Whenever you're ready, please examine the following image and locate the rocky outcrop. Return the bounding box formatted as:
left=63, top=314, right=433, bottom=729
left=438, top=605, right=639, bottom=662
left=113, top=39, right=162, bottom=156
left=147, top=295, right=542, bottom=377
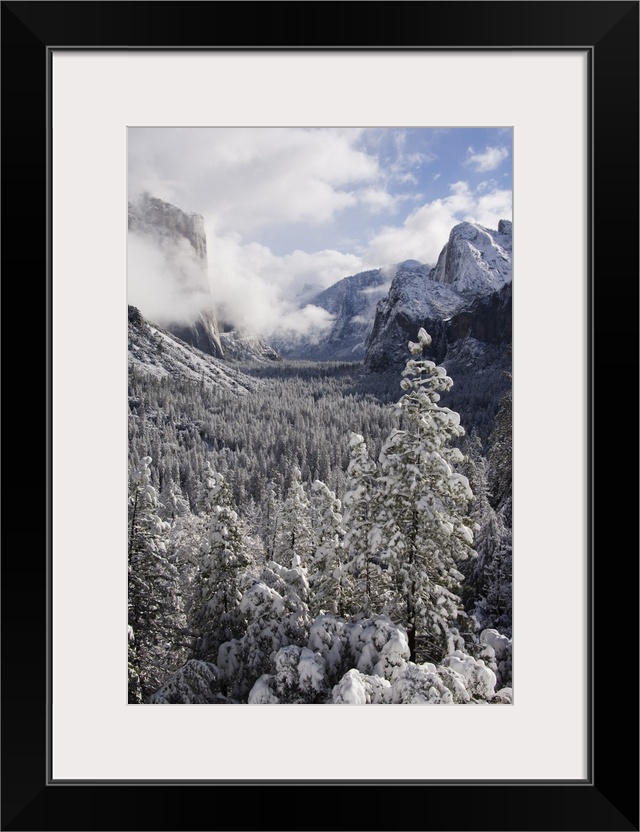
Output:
left=128, top=193, right=208, bottom=260
left=219, top=330, right=281, bottom=363
left=365, top=220, right=512, bottom=372
left=447, top=280, right=512, bottom=348
left=431, top=220, right=512, bottom=295
left=307, top=268, right=388, bottom=360
left=365, top=266, right=463, bottom=370
left=128, top=193, right=223, bottom=357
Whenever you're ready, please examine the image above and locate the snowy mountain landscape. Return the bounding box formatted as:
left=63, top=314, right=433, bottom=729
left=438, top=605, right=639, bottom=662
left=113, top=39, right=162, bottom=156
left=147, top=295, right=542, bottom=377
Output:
left=274, top=266, right=395, bottom=360
left=128, top=127, right=513, bottom=705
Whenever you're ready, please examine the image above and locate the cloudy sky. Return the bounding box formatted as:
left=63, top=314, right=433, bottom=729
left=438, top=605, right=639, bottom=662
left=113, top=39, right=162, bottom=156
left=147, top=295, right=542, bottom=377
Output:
left=128, top=127, right=512, bottom=337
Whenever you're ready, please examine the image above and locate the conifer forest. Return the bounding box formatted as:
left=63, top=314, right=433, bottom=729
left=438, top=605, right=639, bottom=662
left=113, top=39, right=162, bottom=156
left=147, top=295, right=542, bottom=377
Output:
left=128, top=127, right=513, bottom=705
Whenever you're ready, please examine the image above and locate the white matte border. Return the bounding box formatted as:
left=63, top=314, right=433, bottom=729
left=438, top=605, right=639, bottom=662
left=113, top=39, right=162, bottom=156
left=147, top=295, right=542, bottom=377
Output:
left=52, top=51, right=587, bottom=781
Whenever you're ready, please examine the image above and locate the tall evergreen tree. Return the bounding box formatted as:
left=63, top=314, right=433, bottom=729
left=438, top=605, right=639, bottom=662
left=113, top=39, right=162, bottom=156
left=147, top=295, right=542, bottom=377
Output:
left=474, top=530, right=513, bottom=636
left=375, top=329, right=476, bottom=662
left=273, top=466, right=313, bottom=568
left=479, top=386, right=513, bottom=635
left=158, top=477, right=190, bottom=523
left=128, top=456, right=186, bottom=699
left=309, top=479, right=345, bottom=617
left=193, top=470, right=250, bottom=662
left=341, top=433, right=385, bottom=617
left=487, top=384, right=512, bottom=521
left=260, top=481, right=281, bottom=561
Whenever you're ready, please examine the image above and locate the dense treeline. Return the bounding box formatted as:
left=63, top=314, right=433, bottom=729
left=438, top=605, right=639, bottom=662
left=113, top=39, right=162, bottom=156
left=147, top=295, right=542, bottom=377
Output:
left=128, top=339, right=512, bottom=704
left=129, top=357, right=507, bottom=511
left=129, top=361, right=398, bottom=508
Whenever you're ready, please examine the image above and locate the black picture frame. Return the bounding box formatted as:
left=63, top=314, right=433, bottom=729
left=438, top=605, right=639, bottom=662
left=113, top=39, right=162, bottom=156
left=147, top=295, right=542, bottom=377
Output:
left=2, top=2, right=638, bottom=830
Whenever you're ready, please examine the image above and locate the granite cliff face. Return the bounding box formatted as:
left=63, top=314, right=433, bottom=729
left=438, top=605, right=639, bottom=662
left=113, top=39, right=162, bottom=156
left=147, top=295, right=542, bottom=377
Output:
left=128, top=193, right=223, bottom=357
left=219, top=329, right=281, bottom=363
left=365, top=264, right=462, bottom=369
left=365, top=220, right=512, bottom=371
left=307, top=268, right=389, bottom=360
left=128, top=193, right=208, bottom=260
left=431, top=219, right=512, bottom=295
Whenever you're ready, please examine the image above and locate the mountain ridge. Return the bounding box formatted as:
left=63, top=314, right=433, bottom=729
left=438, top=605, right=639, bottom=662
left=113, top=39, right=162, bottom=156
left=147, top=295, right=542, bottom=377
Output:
left=128, top=305, right=257, bottom=394
left=365, top=219, right=512, bottom=371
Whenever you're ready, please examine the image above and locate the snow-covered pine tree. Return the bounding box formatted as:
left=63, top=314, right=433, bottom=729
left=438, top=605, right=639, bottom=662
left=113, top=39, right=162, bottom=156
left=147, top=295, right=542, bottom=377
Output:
left=487, top=385, right=512, bottom=523
left=260, top=481, right=281, bottom=562
left=128, top=456, right=187, bottom=699
left=158, top=477, right=190, bottom=523
left=127, top=626, right=143, bottom=704
left=192, top=470, right=250, bottom=663
left=195, top=460, right=219, bottom=516
left=309, top=479, right=345, bottom=617
left=164, top=508, right=206, bottom=629
left=478, top=387, right=513, bottom=635
left=273, top=466, right=313, bottom=568
left=341, top=432, right=385, bottom=617
left=375, top=329, right=476, bottom=663
left=460, top=433, right=512, bottom=636
left=474, top=531, right=512, bottom=637
left=459, top=434, right=494, bottom=609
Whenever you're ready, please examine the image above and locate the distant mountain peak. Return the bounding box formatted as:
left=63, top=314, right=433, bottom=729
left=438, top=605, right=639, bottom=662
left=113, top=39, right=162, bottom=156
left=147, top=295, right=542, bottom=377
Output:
left=274, top=261, right=432, bottom=361
left=430, top=219, right=512, bottom=296
left=366, top=219, right=512, bottom=372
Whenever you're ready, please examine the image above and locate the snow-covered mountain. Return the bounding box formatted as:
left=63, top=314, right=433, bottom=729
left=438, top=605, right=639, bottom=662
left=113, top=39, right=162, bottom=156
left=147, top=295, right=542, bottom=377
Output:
left=366, top=220, right=512, bottom=371
left=275, top=263, right=426, bottom=361
left=128, top=193, right=224, bottom=358
left=128, top=305, right=257, bottom=394
left=431, top=220, right=512, bottom=295
left=274, top=221, right=511, bottom=364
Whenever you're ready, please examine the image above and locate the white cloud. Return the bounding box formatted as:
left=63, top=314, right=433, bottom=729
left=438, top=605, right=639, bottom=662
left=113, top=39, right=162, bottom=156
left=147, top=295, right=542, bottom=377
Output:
left=205, top=227, right=363, bottom=338
left=357, top=187, right=417, bottom=214
left=476, top=179, right=498, bottom=192
left=129, top=177, right=511, bottom=339
left=358, top=187, right=399, bottom=213
left=465, top=145, right=509, bottom=172
left=389, top=130, right=436, bottom=175
left=128, top=233, right=213, bottom=327
left=363, top=181, right=512, bottom=267
left=128, top=129, right=512, bottom=341
left=129, top=127, right=380, bottom=236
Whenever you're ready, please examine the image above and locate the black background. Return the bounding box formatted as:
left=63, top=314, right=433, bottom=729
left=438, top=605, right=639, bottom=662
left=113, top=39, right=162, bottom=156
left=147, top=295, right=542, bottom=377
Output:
left=2, top=2, right=638, bottom=830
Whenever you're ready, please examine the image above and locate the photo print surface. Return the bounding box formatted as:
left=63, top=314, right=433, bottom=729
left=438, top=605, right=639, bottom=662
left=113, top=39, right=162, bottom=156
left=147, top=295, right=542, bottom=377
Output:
left=127, top=127, right=513, bottom=705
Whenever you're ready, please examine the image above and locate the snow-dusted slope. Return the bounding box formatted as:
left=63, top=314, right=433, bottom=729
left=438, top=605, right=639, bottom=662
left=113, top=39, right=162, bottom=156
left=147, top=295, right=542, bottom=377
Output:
left=366, top=220, right=512, bottom=371
left=128, top=306, right=257, bottom=394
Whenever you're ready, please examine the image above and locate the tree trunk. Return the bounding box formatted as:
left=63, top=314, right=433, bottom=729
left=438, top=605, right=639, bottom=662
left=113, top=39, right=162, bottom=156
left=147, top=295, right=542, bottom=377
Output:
left=408, top=625, right=416, bottom=663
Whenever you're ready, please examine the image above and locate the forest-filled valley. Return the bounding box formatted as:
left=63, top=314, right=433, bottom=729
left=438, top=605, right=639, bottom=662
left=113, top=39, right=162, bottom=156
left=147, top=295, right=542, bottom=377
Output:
left=128, top=327, right=513, bottom=705
left=127, top=164, right=513, bottom=706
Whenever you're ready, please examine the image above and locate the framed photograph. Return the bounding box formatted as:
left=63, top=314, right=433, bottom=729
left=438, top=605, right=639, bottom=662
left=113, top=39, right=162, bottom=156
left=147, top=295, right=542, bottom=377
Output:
left=3, top=1, right=637, bottom=830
